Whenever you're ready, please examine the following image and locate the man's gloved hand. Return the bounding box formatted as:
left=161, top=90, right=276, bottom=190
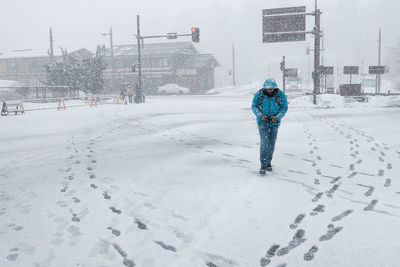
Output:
left=270, top=116, right=278, bottom=123
left=261, top=115, right=268, bottom=122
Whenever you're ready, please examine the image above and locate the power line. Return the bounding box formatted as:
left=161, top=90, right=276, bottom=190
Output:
left=140, top=17, right=186, bottom=34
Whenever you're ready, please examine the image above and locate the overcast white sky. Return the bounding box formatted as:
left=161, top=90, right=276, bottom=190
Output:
left=1, top=0, right=399, bottom=86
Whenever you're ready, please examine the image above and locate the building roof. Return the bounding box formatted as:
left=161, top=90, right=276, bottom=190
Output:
left=0, top=48, right=92, bottom=59
left=0, top=79, right=24, bottom=87
left=110, top=42, right=199, bottom=57
left=182, top=54, right=220, bottom=69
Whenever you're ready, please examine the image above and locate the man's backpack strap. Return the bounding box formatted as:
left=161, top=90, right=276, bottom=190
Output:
left=258, top=89, right=264, bottom=111
left=258, top=89, right=282, bottom=111
left=276, top=90, right=282, bottom=107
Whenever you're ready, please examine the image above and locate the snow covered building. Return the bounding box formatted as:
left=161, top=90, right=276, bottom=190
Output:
left=105, top=42, right=219, bottom=94
left=0, top=48, right=92, bottom=86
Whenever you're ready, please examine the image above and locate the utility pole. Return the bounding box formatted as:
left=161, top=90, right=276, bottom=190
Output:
left=377, top=28, right=382, bottom=94
left=307, top=43, right=311, bottom=86
left=321, top=31, right=324, bottom=93
left=232, top=43, right=236, bottom=87
left=102, top=27, right=115, bottom=93
left=136, top=15, right=143, bottom=103
left=312, top=0, right=321, bottom=105
left=49, top=27, right=54, bottom=57
left=110, top=27, right=115, bottom=94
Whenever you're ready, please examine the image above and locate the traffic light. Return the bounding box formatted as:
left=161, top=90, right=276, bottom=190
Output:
left=385, top=65, right=390, bottom=73
left=191, top=27, right=200, bottom=42
left=101, top=45, right=106, bottom=56
left=131, top=65, right=136, bottom=72
left=280, top=60, right=285, bottom=71
left=306, top=45, right=310, bottom=55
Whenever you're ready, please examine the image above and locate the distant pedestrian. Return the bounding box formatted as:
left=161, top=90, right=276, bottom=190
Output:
left=252, top=78, right=288, bottom=175
left=127, top=86, right=133, bottom=103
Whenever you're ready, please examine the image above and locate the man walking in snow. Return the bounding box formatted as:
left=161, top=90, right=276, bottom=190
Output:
left=252, top=78, right=288, bottom=175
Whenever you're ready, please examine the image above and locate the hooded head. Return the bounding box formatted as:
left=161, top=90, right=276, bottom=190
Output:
left=262, top=78, right=279, bottom=96
left=263, top=78, right=278, bottom=90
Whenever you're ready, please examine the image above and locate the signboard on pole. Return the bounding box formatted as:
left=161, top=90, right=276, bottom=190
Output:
left=319, top=66, right=334, bottom=75
left=262, top=6, right=306, bottom=43
left=340, top=84, right=362, bottom=96
left=369, top=66, right=385, bottom=75
left=285, top=68, right=298, bottom=77
left=343, top=66, right=359, bottom=75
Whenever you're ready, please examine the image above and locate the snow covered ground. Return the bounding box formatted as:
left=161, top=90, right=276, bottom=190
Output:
left=1, top=92, right=400, bottom=267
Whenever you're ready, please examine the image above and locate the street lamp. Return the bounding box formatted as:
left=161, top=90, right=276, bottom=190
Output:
left=101, top=27, right=115, bottom=93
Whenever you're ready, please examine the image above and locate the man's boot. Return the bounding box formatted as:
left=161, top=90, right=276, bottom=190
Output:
left=259, top=165, right=267, bottom=175
left=266, top=163, right=272, bottom=172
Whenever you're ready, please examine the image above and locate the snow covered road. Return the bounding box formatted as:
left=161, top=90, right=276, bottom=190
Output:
left=1, top=95, right=400, bottom=267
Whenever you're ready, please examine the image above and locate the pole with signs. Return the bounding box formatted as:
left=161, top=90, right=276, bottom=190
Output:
left=262, top=3, right=322, bottom=104
left=281, top=56, right=286, bottom=92
left=313, top=0, right=321, bottom=104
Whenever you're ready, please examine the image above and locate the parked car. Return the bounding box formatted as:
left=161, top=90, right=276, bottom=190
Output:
left=158, top=84, right=190, bottom=95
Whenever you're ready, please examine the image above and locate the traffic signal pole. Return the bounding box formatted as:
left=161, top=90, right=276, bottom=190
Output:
left=135, top=16, right=199, bottom=103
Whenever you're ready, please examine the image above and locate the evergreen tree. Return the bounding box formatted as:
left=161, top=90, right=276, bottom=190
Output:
left=44, top=49, right=107, bottom=95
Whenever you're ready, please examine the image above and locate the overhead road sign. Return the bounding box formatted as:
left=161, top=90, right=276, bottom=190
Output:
left=319, top=66, right=334, bottom=75
left=343, top=66, right=359, bottom=75
left=369, top=66, right=385, bottom=75
left=262, top=6, right=307, bottom=43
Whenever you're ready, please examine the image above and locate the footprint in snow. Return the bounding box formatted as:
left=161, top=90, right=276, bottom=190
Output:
left=332, top=209, right=353, bottom=222
left=110, top=207, right=121, bottom=214
left=289, top=213, right=306, bottom=229
left=103, top=191, right=111, bottom=200
left=304, top=246, right=318, bottom=261
left=154, top=241, right=177, bottom=252
left=107, top=227, right=121, bottom=236
left=310, top=205, right=325, bottom=216
left=134, top=219, right=147, bottom=230
left=90, top=184, right=98, bottom=189
left=364, top=199, right=378, bottom=211
left=311, top=192, right=323, bottom=202
left=319, top=225, right=343, bottom=241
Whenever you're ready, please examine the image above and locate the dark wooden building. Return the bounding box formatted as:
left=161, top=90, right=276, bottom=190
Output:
left=0, top=48, right=92, bottom=86
left=105, top=42, right=219, bottom=94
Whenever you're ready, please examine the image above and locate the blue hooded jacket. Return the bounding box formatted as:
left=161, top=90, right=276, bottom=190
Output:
left=251, top=88, right=288, bottom=126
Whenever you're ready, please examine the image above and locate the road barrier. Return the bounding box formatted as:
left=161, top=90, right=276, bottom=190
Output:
left=57, top=98, right=66, bottom=110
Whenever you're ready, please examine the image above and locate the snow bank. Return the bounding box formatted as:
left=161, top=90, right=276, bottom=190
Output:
left=289, top=94, right=363, bottom=109
left=290, top=94, right=400, bottom=109
left=206, top=82, right=262, bottom=96
left=207, top=81, right=400, bottom=109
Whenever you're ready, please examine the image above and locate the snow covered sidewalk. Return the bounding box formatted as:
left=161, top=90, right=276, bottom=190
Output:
left=0, top=95, right=400, bottom=267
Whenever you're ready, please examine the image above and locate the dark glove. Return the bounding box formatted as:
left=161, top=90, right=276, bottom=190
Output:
left=270, top=116, right=278, bottom=123
left=261, top=115, right=268, bottom=122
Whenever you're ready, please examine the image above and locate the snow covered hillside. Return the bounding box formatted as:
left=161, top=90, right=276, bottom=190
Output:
left=1, top=93, right=400, bottom=267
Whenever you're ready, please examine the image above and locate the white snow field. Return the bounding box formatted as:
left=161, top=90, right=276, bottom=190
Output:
left=1, top=92, right=400, bottom=267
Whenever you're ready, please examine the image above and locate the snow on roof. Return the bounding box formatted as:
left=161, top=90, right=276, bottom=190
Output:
left=181, top=54, right=220, bottom=68
left=0, top=79, right=24, bottom=88
left=110, top=42, right=198, bottom=57
left=0, top=48, right=92, bottom=59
